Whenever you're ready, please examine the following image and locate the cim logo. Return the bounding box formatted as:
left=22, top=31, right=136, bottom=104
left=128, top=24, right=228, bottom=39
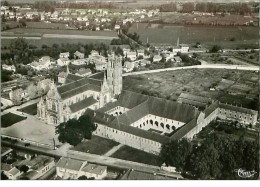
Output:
left=234, top=168, right=257, bottom=178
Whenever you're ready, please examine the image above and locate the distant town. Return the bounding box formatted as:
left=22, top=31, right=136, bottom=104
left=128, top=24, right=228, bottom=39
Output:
left=1, top=0, right=259, bottom=180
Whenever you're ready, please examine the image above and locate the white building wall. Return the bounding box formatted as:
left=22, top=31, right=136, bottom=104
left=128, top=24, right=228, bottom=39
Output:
left=93, top=123, right=162, bottom=155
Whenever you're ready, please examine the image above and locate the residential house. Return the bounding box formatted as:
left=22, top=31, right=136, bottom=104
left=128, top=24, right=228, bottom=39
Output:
left=22, top=155, right=55, bottom=180
left=71, top=59, right=88, bottom=66
left=2, top=64, right=16, bottom=72
left=74, top=51, right=85, bottom=59
left=123, top=61, right=134, bottom=72
left=125, top=51, right=137, bottom=61
left=56, top=157, right=107, bottom=180
left=57, top=57, right=70, bottom=67
left=88, top=50, right=107, bottom=71
left=2, top=164, right=21, bottom=180
left=153, top=55, right=162, bottom=63
left=60, top=52, right=70, bottom=59
left=75, top=68, right=92, bottom=77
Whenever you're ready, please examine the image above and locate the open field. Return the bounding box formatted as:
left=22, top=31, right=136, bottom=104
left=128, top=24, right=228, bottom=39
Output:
left=123, top=69, right=259, bottom=110
left=17, top=103, right=37, bottom=115
left=72, top=135, right=119, bottom=155
left=129, top=23, right=258, bottom=49
left=111, top=145, right=161, bottom=166
left=1, top=28, right=118, bottom=48
left=1, top=113, right=27, bottom=128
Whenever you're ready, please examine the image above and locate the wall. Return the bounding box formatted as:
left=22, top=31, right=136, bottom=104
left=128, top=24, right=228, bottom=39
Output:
left=93, top=123, right=162, bottom=155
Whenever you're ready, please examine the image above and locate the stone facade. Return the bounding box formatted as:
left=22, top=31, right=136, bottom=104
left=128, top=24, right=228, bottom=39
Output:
left=37, top=54, right=123, bottom=125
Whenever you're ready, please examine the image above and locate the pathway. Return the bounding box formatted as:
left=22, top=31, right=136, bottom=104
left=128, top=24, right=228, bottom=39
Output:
left=103, top=144, right=124, bottom=157
left=123, top=64, right=259, bottom=77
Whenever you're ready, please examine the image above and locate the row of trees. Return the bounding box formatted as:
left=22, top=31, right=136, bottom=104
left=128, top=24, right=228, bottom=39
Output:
left=2, top=38, right=124, bottom=66
left=160, top=2, right=257, bottom=15
left=55, top=114, right=97, bottom=146
left=159, top=132, right=258, bottom=179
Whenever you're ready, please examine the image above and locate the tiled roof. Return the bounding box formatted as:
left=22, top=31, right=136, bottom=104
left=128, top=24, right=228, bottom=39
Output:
left=178, top=93, right=212, bottom=104
left=69, top=96, right=97, bottom=113
left=81, top=163, right=107, bottom=175
left=56, top=157, right=84, bottom=171
left=170, top=119, right=197, bottom=141
left=219, top=102, right=258, bottom=115
left=85, top=109, right=169, bottom=144
left=60, top=84, right=101, bottom=100
left=88, top=71, right=105, bottom=80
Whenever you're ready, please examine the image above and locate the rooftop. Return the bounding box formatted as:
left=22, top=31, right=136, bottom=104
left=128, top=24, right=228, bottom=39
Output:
left=69, top=96, right=97, bottom=113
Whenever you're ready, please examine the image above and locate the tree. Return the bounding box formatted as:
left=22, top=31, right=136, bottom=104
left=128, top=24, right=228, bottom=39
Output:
left=159, top=139, right=192, bottom=172
left=19, top=165, right=29, bottom=173
left=209, top=45, right=222, bottom=53
left=56, top=114, right=97, bottom=146
left=1, top=172, right=8, bottom=180
left=78, top=175, right=88, bottom=180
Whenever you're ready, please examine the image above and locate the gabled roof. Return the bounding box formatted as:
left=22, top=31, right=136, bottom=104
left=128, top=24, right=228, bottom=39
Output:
left=56, top=157, right=84, bottom=171
left=57, top=76, right=102, bottom=99
left=170, top=119, right=197, bottom=141
left=69, top=96, right=97, bottom=113
left=81, top=163, right=107, bottom=175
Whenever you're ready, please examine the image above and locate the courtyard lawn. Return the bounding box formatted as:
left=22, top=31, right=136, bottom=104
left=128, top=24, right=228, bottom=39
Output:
left=18, top=103, right=38, bottom=115
left=72, top=135, right=119, bottom=155
left=1, top=113, right=27, bottom=128
left=111, top=145, right=161, bottom=166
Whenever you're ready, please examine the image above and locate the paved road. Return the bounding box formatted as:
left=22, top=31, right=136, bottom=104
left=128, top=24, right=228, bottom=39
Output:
left=2, top=97, right=40, bottom=115
left=123, top=64, right=259, bottom=77
left=2, top=140, right=183, bottom=179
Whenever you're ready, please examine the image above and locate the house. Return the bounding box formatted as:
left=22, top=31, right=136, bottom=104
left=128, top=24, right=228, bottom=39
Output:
left=74, top=51, right=85, bottom=59
left=60, top=52, right=70, bottom=58
left=57, top=57, right=70, bottom=67
left=173, top=56, right=182, bottom=63
left=58, top=71, right=68, bottom=84
left=137, top=49, right=145, bottom=58
left=125, top=51, right=137, bottom=61
left=22, top=155, right=55, bottom=180
left=88, top=50, right=107, bottom=71
left=153, top=55, right=162, bottom=62
left=29, top=56, right=52, bottom=71
left=2, top=64, right=16, bottom=72
left=56, top=157, right=107, bottom=180
left=71, top=59, right=88, bottom=66
left=124, top=61, right=134, bottom=72
left=114, top=24, right=120, bottom=30
left=1, top=163, right=22, bottom=180
left=140, top=59, right=151, bottom=67
left=75, top=68, right=92, bottom=77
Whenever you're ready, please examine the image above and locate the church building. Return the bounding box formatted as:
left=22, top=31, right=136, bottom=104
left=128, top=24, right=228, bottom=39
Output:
left=37, top=53, right=122, bottom=125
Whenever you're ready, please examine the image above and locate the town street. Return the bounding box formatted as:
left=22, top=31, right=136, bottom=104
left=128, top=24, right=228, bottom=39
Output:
left=2, top=140, right=183, bottom=179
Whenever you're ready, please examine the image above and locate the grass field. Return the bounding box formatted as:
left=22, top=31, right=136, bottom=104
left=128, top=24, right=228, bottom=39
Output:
left=123, top=69, right=259, bottom=110
left=1, top=113, right=27, bottom=128
left=72, top=135, right=119, bottom=155
left=111, top=145, right=161, bottom=166
left=1, top=28, right=118, bottom=48
left=129, top=23, right=258, bottom=49
left=17, top=103, right=37, bottom=115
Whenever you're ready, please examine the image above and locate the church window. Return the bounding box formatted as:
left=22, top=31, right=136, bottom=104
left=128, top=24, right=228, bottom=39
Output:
left=155, top=121, right=159, bottom=127
left=150, top=120, right=153, bottom=125
left=166, top=124, right=170, bottom=130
